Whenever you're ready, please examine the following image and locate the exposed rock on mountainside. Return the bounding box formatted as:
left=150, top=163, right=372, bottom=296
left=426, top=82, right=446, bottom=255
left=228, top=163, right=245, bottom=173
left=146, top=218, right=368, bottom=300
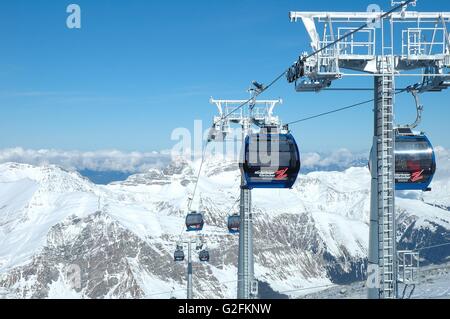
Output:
left=0, top=157, right=449, bottom=299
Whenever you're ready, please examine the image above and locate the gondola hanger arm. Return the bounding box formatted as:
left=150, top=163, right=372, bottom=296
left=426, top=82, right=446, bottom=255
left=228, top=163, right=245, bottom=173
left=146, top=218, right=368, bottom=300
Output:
left=399, top=87, right=424, bottom=129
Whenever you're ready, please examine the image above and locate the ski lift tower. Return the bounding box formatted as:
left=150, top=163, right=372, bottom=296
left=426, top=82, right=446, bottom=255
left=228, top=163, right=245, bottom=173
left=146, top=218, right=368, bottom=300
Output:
left=288, top=1, right=450, bottom=299
left=176, top=236, right=207, bottom=299
left=209, top=96, right=283, bottom=299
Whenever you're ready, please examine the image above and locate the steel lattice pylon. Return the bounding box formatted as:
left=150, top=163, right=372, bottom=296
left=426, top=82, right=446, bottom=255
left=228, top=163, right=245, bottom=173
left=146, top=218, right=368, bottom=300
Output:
left=209, top=98, right=282, bottom=299
left=289, top=1, right=450, bottom=299
left=373, top=60, right=397, bottom=299
left=237, top=177, right=254, bottom=299
left=238, top=118, right=255, bottom=299
left=187, top=240, right=193, bottom=299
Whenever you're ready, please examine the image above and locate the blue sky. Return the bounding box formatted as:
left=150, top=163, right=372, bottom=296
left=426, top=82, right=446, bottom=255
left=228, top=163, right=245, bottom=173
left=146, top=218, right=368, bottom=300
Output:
left=1, top=0, right=449, bottom=153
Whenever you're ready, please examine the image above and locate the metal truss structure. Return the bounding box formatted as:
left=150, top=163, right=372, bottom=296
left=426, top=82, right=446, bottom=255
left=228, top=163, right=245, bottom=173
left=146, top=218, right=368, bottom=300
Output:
left=288, top=1, right=450, bottom=299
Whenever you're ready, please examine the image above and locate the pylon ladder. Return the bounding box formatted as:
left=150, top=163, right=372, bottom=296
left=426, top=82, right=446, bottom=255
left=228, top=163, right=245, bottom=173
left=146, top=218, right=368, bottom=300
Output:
left=376, top=49, right=397, bottom=299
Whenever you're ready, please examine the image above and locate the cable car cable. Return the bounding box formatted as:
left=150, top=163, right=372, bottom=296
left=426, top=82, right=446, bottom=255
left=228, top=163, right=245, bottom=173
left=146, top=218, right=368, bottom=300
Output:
left=188, top=144, right=209, bottom=212
left=413, top=241, right=450, bottom=252
left=213, top=1, right=413, bottom=122
left=286, top=89, right=408, bottom=126
left=179, top=141, right=211, bottom=238
left=286, top=98, right=376, bottom=126
left=323, top=87, right=409, bottom=92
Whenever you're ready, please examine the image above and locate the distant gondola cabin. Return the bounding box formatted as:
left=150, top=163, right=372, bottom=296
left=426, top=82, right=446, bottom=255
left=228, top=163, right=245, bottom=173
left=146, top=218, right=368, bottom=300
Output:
left=185, top=212, right=205, bottom=232
left=227, top=215, right=240, bottom=234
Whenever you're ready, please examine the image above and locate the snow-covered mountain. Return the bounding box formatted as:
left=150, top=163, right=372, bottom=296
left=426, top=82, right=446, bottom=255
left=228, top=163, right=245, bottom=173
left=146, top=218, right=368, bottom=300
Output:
left=0, top=153, right=449, bottom=299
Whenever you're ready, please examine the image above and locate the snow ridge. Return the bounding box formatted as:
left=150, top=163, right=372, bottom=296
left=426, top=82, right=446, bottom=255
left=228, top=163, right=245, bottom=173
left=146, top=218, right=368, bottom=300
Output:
left=0, top=157, right=449, bottom=299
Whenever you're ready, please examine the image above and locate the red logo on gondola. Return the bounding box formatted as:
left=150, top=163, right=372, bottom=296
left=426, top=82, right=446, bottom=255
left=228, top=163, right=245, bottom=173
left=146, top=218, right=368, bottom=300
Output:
left=275, top=168, right=289, bottom=180
left=411, top=170, right=425, bottom=182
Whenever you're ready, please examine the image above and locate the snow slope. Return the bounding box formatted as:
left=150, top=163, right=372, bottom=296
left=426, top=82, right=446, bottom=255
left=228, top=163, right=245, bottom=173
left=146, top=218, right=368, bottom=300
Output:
left=303, top=262, right=450, bottom=299
left=0, top=156, right=449, bottom=299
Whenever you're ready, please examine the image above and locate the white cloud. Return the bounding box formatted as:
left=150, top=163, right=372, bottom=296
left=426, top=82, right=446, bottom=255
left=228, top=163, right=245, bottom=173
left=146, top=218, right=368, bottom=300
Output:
left=0, top=146, right=448, bottom=175
left=301, top=148, right=369, bottom=171
left=434, top=146, right=450, bottom=180
left=0, top=148, right=170, bottom=173
left=300, top=146, right=450, bottom=176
